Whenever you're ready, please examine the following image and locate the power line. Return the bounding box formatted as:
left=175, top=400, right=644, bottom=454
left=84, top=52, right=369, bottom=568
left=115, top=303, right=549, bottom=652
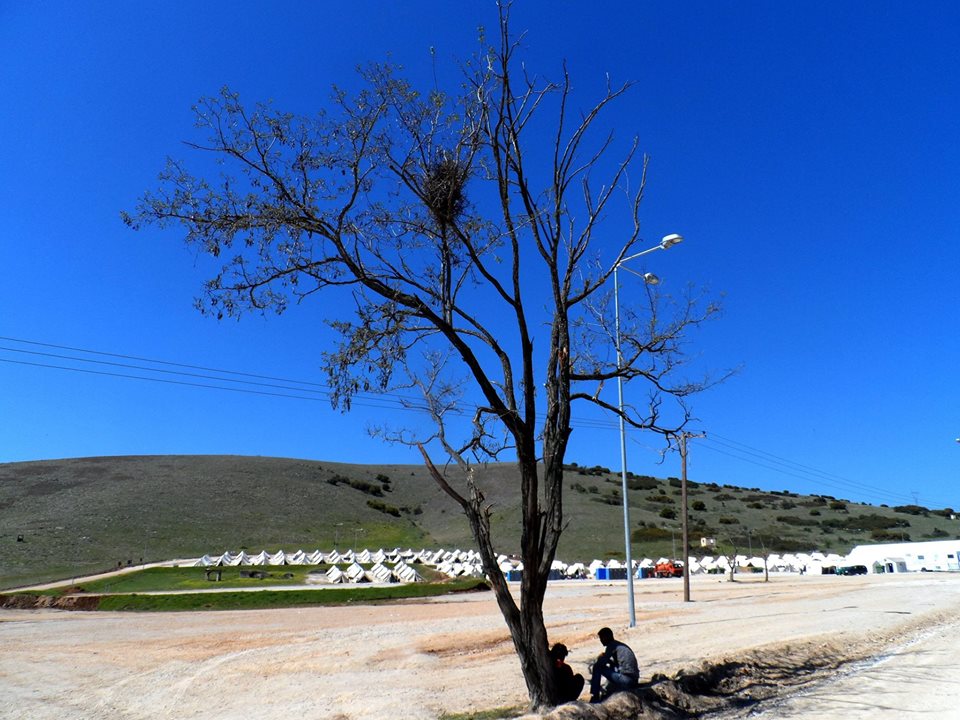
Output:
left=0, top=345, right=332, bottom=396
left=697, top=434, right=953, bottom=509
left=1, top=334, right=948, bottom=508
left=0, top=357, right=406, bottom=411
left=0, top=335, right=328, bottom=387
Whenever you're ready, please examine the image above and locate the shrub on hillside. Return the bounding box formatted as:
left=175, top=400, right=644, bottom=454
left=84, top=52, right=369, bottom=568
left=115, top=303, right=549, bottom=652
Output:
left=871, top=529, right=910, bottom=542
left=580, top=465, right=612, bottom=476
left=631, top=526, right=672, bottom=541
left=647, top=494, right=674, bottom=504
left=659, top=508, right=677, bottom=519
left=627, top=476, right=659, bottom=491
left=718, top=516, right=739, bottom=525
left=776, top=515, right=819, bottom=527
left=328, top=474, right=385, bottom=497
left=767, top=537, right=815, bottom=552
left=823, top=514, right=909, bottom=531
left=367, top=499, right=401, bottom=517
left=828, top=501, right=848, bottom=511
left=692, top=500, right=707, bottom=511
left=893, top=504, right=929, bottom=516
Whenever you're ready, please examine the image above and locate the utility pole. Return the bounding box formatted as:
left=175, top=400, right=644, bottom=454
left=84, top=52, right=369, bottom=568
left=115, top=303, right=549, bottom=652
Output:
left=679, top=431, right=705, bottom=603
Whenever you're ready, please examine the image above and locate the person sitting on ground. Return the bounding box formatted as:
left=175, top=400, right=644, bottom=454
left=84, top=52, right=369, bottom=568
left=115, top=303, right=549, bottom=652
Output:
left=589, top=626, right=639, bottom=702
left=549, top=643, right=584, bottom=703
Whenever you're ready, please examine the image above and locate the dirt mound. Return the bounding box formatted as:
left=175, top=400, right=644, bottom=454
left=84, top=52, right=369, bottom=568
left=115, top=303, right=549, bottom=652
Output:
left=532, top=637, right=872, bottom=719
left=0, top=593, right=101, bottom=611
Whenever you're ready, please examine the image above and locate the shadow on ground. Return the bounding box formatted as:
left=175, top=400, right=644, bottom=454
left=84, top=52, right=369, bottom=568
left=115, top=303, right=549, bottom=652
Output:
left=528, top=637, right=869, bottom=719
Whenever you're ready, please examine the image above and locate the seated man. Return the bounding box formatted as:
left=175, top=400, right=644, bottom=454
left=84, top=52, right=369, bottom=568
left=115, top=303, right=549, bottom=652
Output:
left=549, top=643, right=585, bottom=703
left=589, top=627, right=639, bottom=702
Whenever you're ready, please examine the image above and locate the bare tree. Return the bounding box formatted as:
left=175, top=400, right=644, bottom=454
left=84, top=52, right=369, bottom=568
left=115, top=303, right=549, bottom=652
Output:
left=721, top=536, right=740, bottom=583
left=123, top=5, right=720, bottom=709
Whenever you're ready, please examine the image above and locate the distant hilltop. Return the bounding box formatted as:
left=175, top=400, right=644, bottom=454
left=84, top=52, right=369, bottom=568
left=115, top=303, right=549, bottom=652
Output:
left=1, top=454, right=956, bottom=589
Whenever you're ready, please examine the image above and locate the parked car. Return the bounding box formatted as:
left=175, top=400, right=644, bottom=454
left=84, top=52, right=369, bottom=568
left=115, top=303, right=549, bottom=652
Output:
left=836, top=565, right=868, bottom=576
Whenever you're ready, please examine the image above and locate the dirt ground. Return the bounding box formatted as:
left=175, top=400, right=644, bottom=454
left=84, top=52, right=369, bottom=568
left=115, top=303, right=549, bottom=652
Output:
left=2, top=572, right=960, bottom=720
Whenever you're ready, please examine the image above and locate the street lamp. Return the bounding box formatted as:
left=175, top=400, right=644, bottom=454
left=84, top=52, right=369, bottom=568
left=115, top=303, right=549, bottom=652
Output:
left=615, top=233, right=683, bottom=627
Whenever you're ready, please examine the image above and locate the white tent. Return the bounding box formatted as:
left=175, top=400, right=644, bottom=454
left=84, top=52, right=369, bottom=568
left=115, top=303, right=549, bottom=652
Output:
left=394, top=561, right=423, bottom=583
left=367, top=563, right=394, bottom=583
left=344, top=562, right=367, bottom=582
left=325, top=566, right=346, bottom=583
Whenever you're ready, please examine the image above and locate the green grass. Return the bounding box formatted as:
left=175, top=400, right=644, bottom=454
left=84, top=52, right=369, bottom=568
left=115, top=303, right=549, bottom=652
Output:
left=439, top=707, right=525, bottom=720
left=97, top=578, right=488, bottom=611
left=58, top=564, right=445, bottom=594
left=3, top=578, right=489, bottom=612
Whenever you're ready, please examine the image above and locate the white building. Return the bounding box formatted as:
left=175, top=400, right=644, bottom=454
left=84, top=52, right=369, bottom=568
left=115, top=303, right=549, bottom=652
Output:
left=844, top=539, right=960, bottom=574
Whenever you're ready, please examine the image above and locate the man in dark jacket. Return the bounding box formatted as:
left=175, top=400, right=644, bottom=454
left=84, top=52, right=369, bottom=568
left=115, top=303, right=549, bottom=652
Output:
left=549, top=643, right=585, bottom=703
left=589, top=627, right=639, bottom=702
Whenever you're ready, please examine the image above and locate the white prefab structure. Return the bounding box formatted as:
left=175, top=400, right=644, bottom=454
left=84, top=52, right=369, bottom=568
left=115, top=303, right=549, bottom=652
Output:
left=844, top=539, right=960, bottom=573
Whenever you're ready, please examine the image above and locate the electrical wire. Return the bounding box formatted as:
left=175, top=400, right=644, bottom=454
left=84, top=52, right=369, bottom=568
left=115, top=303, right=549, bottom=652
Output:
left=0, top=334, right=949, bottom=508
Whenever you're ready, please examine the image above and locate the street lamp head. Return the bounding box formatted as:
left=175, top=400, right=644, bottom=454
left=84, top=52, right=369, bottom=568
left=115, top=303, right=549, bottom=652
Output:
left=643, top=272, right=661, bottom=285
left=660, top=233, right=684, bottom=249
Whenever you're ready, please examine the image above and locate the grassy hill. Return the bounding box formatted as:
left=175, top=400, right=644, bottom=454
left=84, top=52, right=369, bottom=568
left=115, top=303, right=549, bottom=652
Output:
left=1, top=455, right=957, bottom=589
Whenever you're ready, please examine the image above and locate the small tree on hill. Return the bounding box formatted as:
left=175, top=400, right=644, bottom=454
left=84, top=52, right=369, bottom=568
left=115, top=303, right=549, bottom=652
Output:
left=124, top=5, right=720, bottom=709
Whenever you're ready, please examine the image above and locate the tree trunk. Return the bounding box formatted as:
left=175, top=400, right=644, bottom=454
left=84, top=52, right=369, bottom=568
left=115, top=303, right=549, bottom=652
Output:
left=462, top=461, right=559, bottom=709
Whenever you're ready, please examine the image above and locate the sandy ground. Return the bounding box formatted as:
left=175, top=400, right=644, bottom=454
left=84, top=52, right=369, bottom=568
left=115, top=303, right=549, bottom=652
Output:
left=2, top=572, right=960, bottom=719
left=749, top=618, right=960, bottom=718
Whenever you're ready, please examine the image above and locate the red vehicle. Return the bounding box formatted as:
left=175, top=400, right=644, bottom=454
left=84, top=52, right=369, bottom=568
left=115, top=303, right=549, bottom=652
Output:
left=654, top=560, right=684, bottom=578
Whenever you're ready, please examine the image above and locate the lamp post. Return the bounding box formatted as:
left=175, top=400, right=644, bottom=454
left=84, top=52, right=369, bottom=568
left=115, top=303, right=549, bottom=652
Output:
left=615, top=233, right=683, bottom=627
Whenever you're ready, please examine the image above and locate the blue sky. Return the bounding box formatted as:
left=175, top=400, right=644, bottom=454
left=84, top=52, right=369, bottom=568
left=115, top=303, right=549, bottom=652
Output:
left=1, top=2, right=958, bottom=511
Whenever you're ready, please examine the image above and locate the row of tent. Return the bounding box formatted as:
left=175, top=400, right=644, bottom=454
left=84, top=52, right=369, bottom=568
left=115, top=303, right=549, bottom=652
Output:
left=308, top=560, right=424, bottom=584
left=194, top=547, right=477, bottom=568
left=191, top=547, right=850, bottom=583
